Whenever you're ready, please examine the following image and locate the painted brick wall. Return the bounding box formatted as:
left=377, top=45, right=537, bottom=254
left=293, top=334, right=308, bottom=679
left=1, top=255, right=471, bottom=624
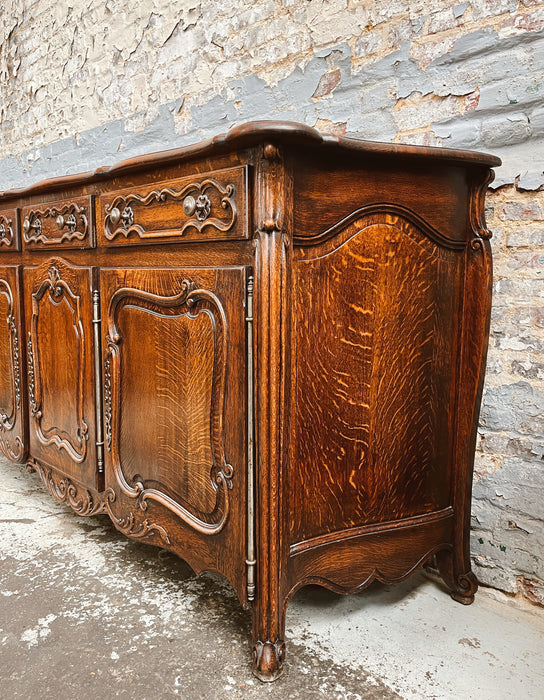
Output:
left=1, top=0, right=543, bottom=604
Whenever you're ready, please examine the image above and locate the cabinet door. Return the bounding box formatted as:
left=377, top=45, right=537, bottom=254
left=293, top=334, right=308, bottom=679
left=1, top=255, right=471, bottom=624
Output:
left=24, top=258, right=99, bottom=489
left=0, top=266, right=26, bottom=462
left=100, top=267, right=248, bottom=602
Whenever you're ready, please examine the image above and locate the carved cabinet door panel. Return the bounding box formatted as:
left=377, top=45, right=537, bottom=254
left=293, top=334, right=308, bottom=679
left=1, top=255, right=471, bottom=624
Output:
left=0, top=266, right=27, bottom=462
left=100, top=266, right=248, bottom=602
left=23, top=258, right=99, bottom=490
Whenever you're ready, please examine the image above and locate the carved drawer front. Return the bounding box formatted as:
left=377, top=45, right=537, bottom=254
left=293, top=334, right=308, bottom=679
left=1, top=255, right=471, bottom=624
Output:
left=98, top=165, right=247, bottom=246
left=22, top=196, right=93, bottom=249
left=100, top=266, right=248, bottom=565
left=23, top=258, right=99, bottom=490
left=0, top=208, right=20, bottom=251
left=0, top=266, right=27, bottom=462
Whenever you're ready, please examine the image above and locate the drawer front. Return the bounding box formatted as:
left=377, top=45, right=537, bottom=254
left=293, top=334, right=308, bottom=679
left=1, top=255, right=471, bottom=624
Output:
left=98, top=165, right=247, bottom=246
left=0, top=208, right=20, bottom=251
left=22, top=196, right=94, bottom=249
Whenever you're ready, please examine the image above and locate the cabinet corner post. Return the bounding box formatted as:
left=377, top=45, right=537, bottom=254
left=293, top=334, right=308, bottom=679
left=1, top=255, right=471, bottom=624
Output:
left=251, top=143, right=293, bottom=681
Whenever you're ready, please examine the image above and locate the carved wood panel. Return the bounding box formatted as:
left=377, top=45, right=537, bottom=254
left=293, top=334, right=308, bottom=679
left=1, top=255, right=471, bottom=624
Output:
left=100, top=266, right=247, bottom=545
left=98, top=166, right=247, bottom=246
left=0, top=208, right=20, bottom=251
left=22, top=196, right=93, bottom=249
left=290, top=210, right=462, bottom=546
left=23, top=258, right=98, bottom=489
left=0, top=266, right=27, bottom=462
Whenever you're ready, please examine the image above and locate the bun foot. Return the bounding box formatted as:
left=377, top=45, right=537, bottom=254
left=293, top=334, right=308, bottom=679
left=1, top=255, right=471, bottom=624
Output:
left=252, top=640, right=285, bottom=682
left=450, top=571, right=478, bottom=605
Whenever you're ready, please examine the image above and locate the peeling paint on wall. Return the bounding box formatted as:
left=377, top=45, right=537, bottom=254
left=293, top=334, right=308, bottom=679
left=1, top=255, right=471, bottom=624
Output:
left=1, top=0, right=543, bottom=189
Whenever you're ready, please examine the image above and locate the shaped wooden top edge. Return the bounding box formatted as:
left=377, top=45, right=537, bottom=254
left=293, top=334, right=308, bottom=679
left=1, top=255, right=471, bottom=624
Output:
left=0, top=120, right=501, bottom=202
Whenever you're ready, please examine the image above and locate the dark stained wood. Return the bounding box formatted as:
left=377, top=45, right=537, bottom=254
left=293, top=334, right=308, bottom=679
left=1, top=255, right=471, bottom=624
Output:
left=98, top=265, right=248, bottom=604
left=291, top=213, right=460, bottom=543
left=251, top=141, right=293, bottom=681
left=21, top=196, right=94, bottom=250
left=98, top=166, right=248, bottom=246
left=0, top=208, right=20, bottom=251
left=436, top=168, right=495, bottom=604
left=0, top=265, right=26, bottom=462
left=23, top=257, right=99, bottom=490
left=0, top=122, right=498, bottom=681
left=287, top=508, right=455, bottom=596
left=291, top=156, right=471, bottom=245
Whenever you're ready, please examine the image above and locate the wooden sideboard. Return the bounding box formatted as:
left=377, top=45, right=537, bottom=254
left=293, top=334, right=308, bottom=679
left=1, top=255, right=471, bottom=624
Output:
left=0, top=122, right=499, bottom=681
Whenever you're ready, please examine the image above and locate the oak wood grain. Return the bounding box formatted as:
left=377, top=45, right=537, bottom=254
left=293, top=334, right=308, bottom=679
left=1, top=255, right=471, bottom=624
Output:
left=23, top=257, right=98, bottom=489
left=291, top=212, right=460, bottom=545
left=98, top=165, right=247, bottom=247
left=100, top=265, right=249, bottom=605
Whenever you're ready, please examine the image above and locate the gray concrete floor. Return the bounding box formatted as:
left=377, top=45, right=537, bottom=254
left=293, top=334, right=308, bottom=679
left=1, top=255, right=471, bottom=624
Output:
left=0, top=456, right=543, bottom=700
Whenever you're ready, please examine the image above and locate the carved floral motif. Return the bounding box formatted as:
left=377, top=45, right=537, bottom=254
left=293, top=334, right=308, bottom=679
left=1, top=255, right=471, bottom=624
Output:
left=47, top=264, right=63, bottom=297
left=105, top=488, right=171, bottom=544
left=33, top=461, right=105, bottom=516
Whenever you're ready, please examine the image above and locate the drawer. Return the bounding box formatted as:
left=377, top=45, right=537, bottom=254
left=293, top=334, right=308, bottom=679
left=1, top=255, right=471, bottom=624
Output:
left=22, top=195, right=94, bottom=249
left=0, top=208, right=19, bottom=251
left=98, top=165, right=248, bottom=246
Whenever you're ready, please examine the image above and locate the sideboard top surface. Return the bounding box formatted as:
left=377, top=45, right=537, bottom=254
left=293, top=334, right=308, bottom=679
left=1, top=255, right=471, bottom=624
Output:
left=0, top=120, right=501, bottom=202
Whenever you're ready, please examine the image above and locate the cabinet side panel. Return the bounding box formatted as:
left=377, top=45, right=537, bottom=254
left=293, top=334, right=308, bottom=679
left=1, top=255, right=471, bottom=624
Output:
left=290, top=213, right=461, bottom=545
left=292, top=155, right=469, bottom=244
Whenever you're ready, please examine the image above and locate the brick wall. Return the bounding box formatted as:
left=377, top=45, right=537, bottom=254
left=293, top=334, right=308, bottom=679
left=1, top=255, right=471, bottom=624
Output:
left=1, top=0, right=543, bottom=604
left=475, top=185, right=544, bottom=603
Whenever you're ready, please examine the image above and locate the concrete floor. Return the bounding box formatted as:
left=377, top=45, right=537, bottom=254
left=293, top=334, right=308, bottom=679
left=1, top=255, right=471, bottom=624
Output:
left=0, top=457, right=543, bottom=700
